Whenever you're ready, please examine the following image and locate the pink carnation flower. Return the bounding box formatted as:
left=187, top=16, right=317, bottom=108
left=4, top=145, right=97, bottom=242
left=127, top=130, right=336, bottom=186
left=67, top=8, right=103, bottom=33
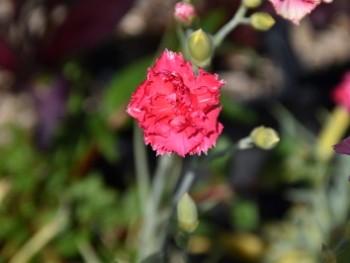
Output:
left=332, top=72, right=350, bottom=112
left=127, top=49, right=224, bottom=157
left=174, top=2, right=196, bottom=24
left=268, top=0, right=330, bottom=25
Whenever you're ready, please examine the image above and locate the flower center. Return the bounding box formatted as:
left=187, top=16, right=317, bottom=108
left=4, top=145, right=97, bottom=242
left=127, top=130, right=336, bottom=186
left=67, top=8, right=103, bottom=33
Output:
left=163, top=71, right=195, bottom=129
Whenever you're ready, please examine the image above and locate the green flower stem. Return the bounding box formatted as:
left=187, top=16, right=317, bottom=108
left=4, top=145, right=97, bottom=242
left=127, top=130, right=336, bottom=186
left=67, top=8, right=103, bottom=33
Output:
left=176, top=24, right=190, bottom=59
left=240, top=17, right=251, bottom=25
left=138, top=155, right=175, bottom=262
left=213, top=2, right=247, bottom=47
left=133, top=122, right=150, bottom=214
left=316, top=106, right=350, bottom=162
left=9, top=208, right=68, bottom=263
left=174, top=171, right=195, bottom=204
left=175, top=171, right=200, bottom=263
left=77, top=240, right=103, bottom=263
left=182, top=232, right=192, bottom=263
left=174, top=144, right=238, bottom=204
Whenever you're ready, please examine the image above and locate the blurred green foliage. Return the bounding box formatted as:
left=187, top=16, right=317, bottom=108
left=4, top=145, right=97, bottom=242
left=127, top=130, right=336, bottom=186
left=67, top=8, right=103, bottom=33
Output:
left=0, top=56, right=148, bottom=262
left=1, top=2, right=350, bottom=263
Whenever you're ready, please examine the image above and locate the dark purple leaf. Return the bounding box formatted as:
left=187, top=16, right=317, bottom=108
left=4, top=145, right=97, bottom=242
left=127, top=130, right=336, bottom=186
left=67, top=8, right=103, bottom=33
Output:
left=333, top=136, right=350, bottom=155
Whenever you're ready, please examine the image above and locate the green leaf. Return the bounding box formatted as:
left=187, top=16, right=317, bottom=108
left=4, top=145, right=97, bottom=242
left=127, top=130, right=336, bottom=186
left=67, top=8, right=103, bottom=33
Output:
left=87, top=115, right=118, bottom=161
left=201, top=8, right=228, bottom=34
left=207, top=135, right=233, bottom=172
left=101, top=56, right=153, bottom=117
left=67, top=174, right=120, bottom=228
left=220, top=95, right=256, bottom=123
left=231, top=199, right=259, bottom=231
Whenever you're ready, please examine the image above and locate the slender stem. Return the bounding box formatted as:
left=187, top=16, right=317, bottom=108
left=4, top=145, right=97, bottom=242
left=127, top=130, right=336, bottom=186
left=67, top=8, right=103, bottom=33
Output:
left=9, top=208, right=68, bottom=263
left=201, top=144, right=236, bottom=164
left=0, top=179, right=11, bottom=205
left=316, top=106, right=350, bottom=162
left=213, top=3, right=247, bottom=47
left=174, top=171, right=195, bottom=204
left=158, top=170, right=196, bottom=262
left=138, top=155, right=174, bottom=262
left=240, top=17, right=251, bottom=25
left=77, top=240, right=103, bottom=263
left=182, top=233, right=191, bottom=263
left=176, top=24, right=190, bottom=59
left=165, top=156, right=183, bottom=199
left=152, top=155, right=174, bottom=219
left=133, top=122, right=150, bottom=214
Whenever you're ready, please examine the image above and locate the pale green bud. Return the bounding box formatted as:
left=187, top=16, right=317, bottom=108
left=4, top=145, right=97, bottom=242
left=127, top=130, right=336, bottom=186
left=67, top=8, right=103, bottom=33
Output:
left=250, top=126, right=280, bottom=150
left=187, top=29, right=213, bottom=67
left=250, top=13, right=275, bottom=31
left=177, top=193, right=198, bottom=233
left=243, top=0, right=262, bottom=9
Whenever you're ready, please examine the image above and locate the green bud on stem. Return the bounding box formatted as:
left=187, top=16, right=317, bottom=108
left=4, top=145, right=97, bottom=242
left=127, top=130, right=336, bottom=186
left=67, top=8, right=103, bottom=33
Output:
left=177, top=193, right=198, bottom=233
left=243, top=0, right=262, bottom=9
left=187, top=29, right=213, bottom=67
left=250, top=126, right=280, bottom=150
left=250, top=12, right=275, bottom=31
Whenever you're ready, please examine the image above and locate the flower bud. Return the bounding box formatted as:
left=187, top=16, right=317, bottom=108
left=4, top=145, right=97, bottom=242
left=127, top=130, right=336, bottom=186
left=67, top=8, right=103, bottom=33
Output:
left=250, top=126, right=280, bottom=150
left=177, top=193, right=198, bottom=233
left=174, top=2, right=196, bottom=25
left=250, top=12, right=275, bottom=31
left=187, top=29, right=213, bottom=67
left=243, top=0, right=262, bottom=9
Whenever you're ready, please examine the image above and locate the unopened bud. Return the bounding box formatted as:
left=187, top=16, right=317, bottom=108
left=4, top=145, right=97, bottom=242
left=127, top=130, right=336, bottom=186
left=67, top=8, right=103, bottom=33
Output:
left=243, top=0, right=262, bottom=9
left=250, top=12, right=275, bottom=31
left=177, top=193, right=198, bottom=233
left=250, top=126, right=280, bottom=150
left=174, top=2, right=196, bottom=25
left=187, top=29, right=213, bottom=67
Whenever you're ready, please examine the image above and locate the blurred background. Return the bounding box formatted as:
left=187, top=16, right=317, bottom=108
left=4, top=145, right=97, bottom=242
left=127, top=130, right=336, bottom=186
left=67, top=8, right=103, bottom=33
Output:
left=1, top=0, right=350, bottom=262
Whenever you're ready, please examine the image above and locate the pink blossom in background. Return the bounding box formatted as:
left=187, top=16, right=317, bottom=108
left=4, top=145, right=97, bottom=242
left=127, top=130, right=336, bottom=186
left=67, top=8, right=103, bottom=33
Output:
left=127, top=49, right=224, bottom=157
left=332, top=72, right=350, bottom=112
left=174, top=2, right=196, bottom=24
left=268, top=0, right=331, bottom=25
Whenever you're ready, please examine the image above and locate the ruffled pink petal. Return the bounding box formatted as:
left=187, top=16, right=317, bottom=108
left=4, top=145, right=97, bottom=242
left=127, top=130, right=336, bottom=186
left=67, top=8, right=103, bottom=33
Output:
left=332, top=72, right=350, bottom=112
left=193, top=69, right=225, bottom=109
left=149, top=131, right=202, bottom=157
left=152, top=49, right=196, bottom=87
left=126, top=49, right=224, bottom=157
left=268, top=0, right=320, bottom=25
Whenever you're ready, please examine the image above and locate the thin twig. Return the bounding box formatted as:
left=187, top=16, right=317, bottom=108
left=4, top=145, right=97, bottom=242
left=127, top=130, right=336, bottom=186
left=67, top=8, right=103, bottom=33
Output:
left=77, top=240, right=104, bottom=263
left=137, top=155, right=174, bottom=261
left=9, top=208, right=68, bottom=263
left=133, top=122, right=151, bottom=214
left=213, top=2, right=247, bottom=47
left=173, top=171, right=195, bottom=205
